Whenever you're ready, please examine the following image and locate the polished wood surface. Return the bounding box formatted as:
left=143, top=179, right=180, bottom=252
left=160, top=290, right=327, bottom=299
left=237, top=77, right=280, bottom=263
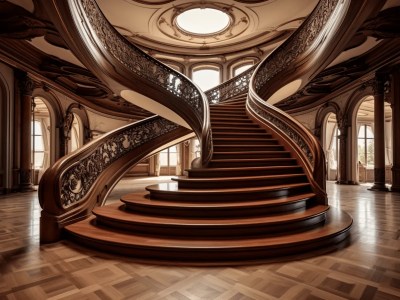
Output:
left=0, top=180, right=399, bottom=299
left=63, top=98, right=350, bottom=263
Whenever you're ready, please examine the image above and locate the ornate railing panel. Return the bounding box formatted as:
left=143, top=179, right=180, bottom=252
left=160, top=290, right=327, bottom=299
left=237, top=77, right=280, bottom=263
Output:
left=248, top=0, right=383, bottom=204
left=205, top=65, right=256, bottom=104
left=39, top=116, right=192, bottom=242
left=43, top=0, right=212, bottom=167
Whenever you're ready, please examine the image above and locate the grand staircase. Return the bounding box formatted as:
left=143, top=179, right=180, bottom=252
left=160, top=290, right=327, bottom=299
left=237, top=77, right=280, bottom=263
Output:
left=64, top=93, right=352, bottom=264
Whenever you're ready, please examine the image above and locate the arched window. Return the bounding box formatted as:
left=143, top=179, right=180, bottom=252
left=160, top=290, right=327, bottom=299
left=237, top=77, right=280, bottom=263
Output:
left=192, top=67, right=221, bottom=91
left=325, top=113, right=339, bottom=181
left=233, top=64, right=253, bottom=77
left=357, top=124, right=374, bottom=169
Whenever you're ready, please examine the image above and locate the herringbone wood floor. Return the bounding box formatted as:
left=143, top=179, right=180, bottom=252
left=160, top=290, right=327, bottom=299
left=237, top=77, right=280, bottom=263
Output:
left=0, top=178, right=399, bottom=299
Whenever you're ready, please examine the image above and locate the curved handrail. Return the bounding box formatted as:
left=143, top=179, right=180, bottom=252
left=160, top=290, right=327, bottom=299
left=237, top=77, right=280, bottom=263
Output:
left=205, top=65, right=257, bottom=104
left=39, top=116, right=193, bottom=242
left=248, top=0, right=383, bottom=204
left=43, top=0, right=212, bottom=167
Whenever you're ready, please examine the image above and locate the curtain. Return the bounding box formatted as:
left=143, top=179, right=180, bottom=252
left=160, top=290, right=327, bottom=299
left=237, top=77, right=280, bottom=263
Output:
left=385, top=120, right=392, bottom=165
left=176, top=144, right=182, bottom=175
left=154, top=153, right=160, bottom=176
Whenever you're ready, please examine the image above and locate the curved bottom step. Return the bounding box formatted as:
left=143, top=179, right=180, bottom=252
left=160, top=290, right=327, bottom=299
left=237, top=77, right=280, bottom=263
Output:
left=64, top=208, right=352, bottom=265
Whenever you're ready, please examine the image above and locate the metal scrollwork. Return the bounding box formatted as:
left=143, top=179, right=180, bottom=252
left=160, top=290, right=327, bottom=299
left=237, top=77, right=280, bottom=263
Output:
left=205, top=66, right=256, bottom=104
left=253, top=0, right=340, bottom=92
left=249, top=101, right=314, bottom=165
left=60, top=118, right=179, bottom=207
left=78, top=0, right=203, bottom=114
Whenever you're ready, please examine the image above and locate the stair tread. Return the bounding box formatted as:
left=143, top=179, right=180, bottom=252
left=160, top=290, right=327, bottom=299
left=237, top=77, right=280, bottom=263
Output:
left=188, top=165, right=302, bottom=173
left=210, top=157, right=295, bottom=162
left=173, top=173, right=306, bottom=183
left=213, top=151, right=289, bottom=154
left=65, top=208, right=352, bottom=249
left=93, top=204, right=328, bottom=226
left=121, top=192, right=315, bottom=208
left=145, top=182, right=309, bottom=194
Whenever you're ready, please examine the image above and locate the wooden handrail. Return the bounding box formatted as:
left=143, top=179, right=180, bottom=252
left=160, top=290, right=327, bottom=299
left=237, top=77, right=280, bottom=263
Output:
left=41, top=0, right=212, bottom=167
left=39, top=116, right=193, bottom=242
left=248, top=0, right=384, bottom=204
left=205, top=65, right=257, bottom=104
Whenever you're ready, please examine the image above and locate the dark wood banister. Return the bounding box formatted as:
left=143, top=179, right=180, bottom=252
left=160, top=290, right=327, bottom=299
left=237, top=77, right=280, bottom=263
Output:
left=247, top=0, right=384, bottom=204
left=40, top=0, right=212, bottom=168
left=39, top=116, right=193, bottom=243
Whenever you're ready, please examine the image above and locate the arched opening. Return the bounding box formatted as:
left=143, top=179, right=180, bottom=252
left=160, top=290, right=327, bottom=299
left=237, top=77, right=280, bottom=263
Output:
left=68, top=113, right=83, bottom=153
left=192, top=66, right=221, bottom=91
left=32, top=97, right=51, bottom=185
left=356, top=96, right=375, bottom=184
left=325, top=113, right=339, bottom=181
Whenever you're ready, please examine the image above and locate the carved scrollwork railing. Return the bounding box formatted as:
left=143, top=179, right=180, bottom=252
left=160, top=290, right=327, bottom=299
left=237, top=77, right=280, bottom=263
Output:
left=205, top=65, right=256, bottom=104
left=39, top=116, right=192, bottom=242
left=43, top=0, right=212, bottom=167
left=248, top=0, right=384, bottom=204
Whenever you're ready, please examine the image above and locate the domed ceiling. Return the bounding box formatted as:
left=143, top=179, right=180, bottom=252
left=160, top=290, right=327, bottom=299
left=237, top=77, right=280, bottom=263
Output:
left=96, top=0, right=319, bottom=57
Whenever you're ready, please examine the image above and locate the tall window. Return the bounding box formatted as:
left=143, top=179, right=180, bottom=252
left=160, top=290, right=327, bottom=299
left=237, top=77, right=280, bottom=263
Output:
left=32, top=120, right=44, bottom=169
left=160, top=145, right=178, bottom=175
left=358, top=124, right=374, bottom=168
left=192, top=68, right=220, bottom=91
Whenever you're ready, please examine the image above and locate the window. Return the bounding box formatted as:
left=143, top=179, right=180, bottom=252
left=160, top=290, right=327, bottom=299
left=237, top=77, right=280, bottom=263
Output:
left=160, top=145, right=177, bottom=166
left=192, top=68, right=220, bottom=91
left=358, top=124, right=374, bottom=168
left=233, top=64, right=252, bottom=77
left=32, top=120, right=44, bottom=169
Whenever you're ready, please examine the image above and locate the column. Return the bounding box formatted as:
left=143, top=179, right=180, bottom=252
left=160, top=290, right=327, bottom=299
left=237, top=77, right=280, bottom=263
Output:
left=18, top=75, right=35, bottom=191
left=370, top=75, right=388, bottom=191
left=391, top=66, right=400, bottom=192
left=336, top=117, right=349, bottom=184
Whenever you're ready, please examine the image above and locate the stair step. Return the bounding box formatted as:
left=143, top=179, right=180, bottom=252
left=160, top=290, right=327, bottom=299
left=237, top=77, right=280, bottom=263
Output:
left=211, top=120, right=265, bottom=132
left=121, top=192, right=315, bottom=217
left=210, top=113, right=248, bottom=119
left=213, top=145, right=284, bottom=151
left=64, top=208, right=352, bottom=263
left=212, top=151, right=291, bottom=159
left=211, top=119, right=256, bottom=125
left=212, top=127, right=268, bottom=133
left=92, top=204, right=328, bottom=237
left=208, top=157, right=297, bottom=168
left=173, top=173, right=308, bottom=189
left=213, top=138, right=279, bottom=145
left=145, top=182, right=311, bottom=201
left=187, top=165, right=305, bottom=178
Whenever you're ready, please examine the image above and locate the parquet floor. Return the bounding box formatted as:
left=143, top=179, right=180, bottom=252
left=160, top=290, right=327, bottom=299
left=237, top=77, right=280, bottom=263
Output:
left=0, top=178, right=399, bottom=299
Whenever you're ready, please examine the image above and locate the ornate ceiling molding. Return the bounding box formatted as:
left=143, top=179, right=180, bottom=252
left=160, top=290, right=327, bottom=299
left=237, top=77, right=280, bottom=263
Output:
left=0, top=39, right=151, bottom=119
left=156, top=3, right=249, bottom=45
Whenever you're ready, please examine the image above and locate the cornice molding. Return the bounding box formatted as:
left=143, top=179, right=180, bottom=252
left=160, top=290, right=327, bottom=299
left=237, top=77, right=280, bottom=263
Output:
left=0, top=39, right=151, bottom=120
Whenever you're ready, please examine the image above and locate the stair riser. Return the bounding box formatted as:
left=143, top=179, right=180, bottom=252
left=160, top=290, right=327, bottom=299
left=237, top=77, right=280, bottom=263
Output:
left=94, top=213, right=326, bottom=238
left=65, top=227, right=351, bottom=263
left=176, top=176, right=308, bottom=189
left=188, top=167, right=304, bottom=178
left=213, top=145, right=284, bottom=151
left=212, top=152, right=290, bottom=159
left=212, top=129, right=269, bottom=135
left=148, top=185, right=312, bottom=202
left=211, top=115, right=248, bottom=120
left=124, top=201, right=308, bottom=218
left=213, top=139, right=279, bottom=146
left=212, top=124, right=271, bottom=132
left=208, top=160, right=297, bottom=168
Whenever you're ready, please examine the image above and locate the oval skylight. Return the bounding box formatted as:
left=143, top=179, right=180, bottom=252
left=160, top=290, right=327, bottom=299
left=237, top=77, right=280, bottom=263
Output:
left=176, top=8, right=230, bottom=35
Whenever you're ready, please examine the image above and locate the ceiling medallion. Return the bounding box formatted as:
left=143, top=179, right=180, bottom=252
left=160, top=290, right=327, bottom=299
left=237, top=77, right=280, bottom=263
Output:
left=157, top=3, right=249, bottom=45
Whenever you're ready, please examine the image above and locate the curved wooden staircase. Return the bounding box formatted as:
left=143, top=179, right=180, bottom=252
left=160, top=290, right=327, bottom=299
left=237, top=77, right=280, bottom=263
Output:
left=64, top=94, right=352, bottom=264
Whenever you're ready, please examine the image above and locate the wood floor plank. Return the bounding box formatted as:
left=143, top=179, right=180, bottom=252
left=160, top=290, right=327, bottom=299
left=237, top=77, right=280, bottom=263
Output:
left=0, top=179, right=399, bottom=299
